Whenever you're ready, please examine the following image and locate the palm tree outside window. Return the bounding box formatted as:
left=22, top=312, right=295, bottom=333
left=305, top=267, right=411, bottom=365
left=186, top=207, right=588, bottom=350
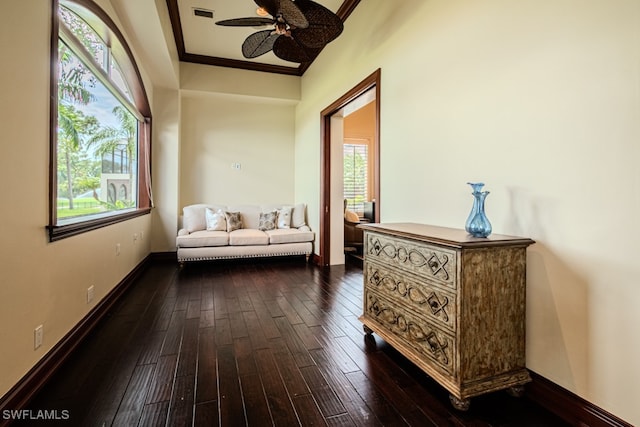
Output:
left=49, top=0, right=152, bottom=241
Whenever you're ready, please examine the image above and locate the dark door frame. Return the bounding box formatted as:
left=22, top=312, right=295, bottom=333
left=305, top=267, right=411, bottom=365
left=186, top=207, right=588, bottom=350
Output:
left=319, top=69, right=381, bottom=266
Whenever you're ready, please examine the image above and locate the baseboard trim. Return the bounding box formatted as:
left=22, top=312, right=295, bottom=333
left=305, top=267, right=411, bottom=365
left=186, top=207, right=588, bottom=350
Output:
left=528, top=371, right=632, bottom=427
left=0, top=255, right=151, bottom=421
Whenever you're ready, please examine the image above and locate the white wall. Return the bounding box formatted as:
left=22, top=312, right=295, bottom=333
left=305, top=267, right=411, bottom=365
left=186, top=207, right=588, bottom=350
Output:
left=179, top=92, right=297, bottom=208
left=295, top=0, right=640, bottom=424
left=150, top=87, right=181, bottom=252
left=0, top=0, right=153, bottom=399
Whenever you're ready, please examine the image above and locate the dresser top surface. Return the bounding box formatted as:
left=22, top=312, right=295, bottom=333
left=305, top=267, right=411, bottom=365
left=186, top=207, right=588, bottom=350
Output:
left=359, top=223, right=535, bottom=248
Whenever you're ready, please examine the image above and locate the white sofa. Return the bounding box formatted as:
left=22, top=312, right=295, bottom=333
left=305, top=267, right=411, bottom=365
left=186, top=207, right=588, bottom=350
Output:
left=176, top=203, right=314, bottom=263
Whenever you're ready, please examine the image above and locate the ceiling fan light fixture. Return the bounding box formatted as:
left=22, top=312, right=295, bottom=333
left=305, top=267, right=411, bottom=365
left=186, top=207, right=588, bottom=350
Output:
left=256, top=7, right=269, bottom=17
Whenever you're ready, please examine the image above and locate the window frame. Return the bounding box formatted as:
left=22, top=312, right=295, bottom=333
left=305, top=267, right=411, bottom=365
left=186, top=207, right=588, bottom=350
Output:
left=343, top=138, right=370, bottom=216
left=48, top=0, right=152, bottom=242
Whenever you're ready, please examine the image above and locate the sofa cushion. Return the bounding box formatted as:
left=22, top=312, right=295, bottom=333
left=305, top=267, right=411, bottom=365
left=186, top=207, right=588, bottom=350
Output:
left=258, top=211, right=277, bottom=231
left=266, top=228, right=315, bottom=244
left=229, top=229, right=269, bottom=246
left=177, top=230, right=229, bottom=248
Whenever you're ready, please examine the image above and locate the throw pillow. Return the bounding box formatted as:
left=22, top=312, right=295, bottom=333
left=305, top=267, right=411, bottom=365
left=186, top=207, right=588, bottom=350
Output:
left=289, top=203, right=306, bottom=228
left=224, top=211, right=243, bottom=232
left=344, top=209, right=360, bottom=223
left=205, top=208, right=226, bottom=231
left=277, top=206, right=292, bottom=229
left=183, top=204, right=208, bottom=232
left=258, top=211, right=277, bottom=231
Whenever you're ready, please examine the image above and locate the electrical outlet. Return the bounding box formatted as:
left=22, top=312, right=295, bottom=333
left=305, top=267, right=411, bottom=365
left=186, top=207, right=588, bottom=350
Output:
left=34, top=325, right=43, bottom=349
left=139, top=231, right=143, bottom=241
left=116, top=243, right=121, bottom=256
left=231, top=162, right=241, bottom=170
left=133, top=233, right=138, bottom=243
left=87, top=285, right=94, bottom=304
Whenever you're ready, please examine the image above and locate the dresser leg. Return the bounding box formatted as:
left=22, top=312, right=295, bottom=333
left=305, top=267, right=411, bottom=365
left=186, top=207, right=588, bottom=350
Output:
left=506, top=385, right=525, bottom=398
left=363, top=325, right=373, bottom=336
left=449, top=394, right=471, bottom=411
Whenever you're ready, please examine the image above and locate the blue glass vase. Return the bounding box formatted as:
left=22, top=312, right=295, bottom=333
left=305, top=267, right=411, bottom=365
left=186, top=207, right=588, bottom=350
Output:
left=467, top=190, right=492, bottom=238
left=465, top=182, right=485, bottom=233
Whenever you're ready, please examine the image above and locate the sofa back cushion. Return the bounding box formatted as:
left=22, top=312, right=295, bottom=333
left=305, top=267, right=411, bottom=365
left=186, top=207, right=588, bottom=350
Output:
left=263, top=204, right=306, bottom=228
left=227, top=205, right=262, bottom=229
left=183, top=204, right=227, bottom=232
left=288, top=203, right=307, bottom=228
left=182, top=203, right=307, bottom=233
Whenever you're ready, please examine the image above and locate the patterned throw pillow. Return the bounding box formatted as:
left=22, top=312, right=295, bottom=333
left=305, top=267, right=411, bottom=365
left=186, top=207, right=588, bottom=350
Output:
left=205, top=208, right=227, bottom=231
left=277, top=206, right=292, bottom=229
left=224, top=211, right=243, bottom=232
left=258, top=211, right=277, bottom=231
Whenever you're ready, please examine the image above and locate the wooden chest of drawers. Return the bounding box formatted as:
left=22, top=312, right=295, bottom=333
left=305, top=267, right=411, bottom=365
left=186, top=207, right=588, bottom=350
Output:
left=358, top=223, right=535, bottom=410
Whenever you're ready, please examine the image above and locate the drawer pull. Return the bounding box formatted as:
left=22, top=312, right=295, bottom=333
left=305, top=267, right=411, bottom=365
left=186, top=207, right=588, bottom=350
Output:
left=427, top=293, right=450, bottom=322
left=426, top=332, right=449, bottom=364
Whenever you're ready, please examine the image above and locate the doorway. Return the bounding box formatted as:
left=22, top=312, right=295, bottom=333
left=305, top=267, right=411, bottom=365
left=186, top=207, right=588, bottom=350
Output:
left=319, top=69, right=381, bottom=266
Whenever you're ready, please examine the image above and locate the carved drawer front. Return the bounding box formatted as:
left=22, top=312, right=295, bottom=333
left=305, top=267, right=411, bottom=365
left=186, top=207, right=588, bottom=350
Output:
left=364, top=262, right=456, bottom=332
left=365, top=232, right=457, bottom=289
left=364, top=290, right=455, bottom=376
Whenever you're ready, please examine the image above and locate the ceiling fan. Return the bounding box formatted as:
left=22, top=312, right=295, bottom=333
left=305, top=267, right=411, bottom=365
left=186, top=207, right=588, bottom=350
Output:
left=215, top=0, right=344, bottom=63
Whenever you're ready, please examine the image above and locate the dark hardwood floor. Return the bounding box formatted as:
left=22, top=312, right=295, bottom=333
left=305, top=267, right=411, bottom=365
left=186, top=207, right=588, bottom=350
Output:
left=21, top=258, right=569, bottom=426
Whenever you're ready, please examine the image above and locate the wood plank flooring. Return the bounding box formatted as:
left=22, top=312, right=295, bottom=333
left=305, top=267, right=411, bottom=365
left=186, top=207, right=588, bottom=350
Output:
left=22, top=258, right=569, bottom=426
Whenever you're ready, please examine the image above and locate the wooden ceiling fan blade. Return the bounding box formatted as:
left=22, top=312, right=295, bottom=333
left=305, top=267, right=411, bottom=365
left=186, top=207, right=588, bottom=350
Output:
left=273, top=35, right=319, bottom=63
left=290, top=0, right=343, bottom=48
left=277, top=0, right=309, bottom=29
left=292, top=23, right=343, bottom=49
left=242, top=30, right=280, bottom=58
left=216, top=17, right=274, bottom=27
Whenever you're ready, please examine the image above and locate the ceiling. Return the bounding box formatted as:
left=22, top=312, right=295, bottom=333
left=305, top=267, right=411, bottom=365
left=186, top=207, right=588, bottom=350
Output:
left=165, top=0, right=360, bottom=76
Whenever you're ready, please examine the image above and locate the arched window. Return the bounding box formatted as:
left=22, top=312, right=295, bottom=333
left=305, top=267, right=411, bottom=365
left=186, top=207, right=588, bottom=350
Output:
left=48, top=0, right=152, bottom=241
